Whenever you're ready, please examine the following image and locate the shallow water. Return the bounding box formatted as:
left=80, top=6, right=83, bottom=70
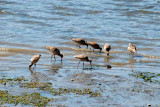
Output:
left=0, top=0, right=160, bottom=106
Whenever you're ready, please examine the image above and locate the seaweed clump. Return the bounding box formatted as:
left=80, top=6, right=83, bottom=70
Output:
left=0, top=90, right=51, bottom=106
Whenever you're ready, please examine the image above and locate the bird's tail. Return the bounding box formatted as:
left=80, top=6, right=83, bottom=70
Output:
left=29, top=63, right=33, bottom=68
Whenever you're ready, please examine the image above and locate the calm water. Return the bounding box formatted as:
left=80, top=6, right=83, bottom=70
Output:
left=0, top=0, right=160, bottom=106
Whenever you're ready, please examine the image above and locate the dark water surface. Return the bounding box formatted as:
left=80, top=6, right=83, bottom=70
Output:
left=0, top=0, right=160, bottom=106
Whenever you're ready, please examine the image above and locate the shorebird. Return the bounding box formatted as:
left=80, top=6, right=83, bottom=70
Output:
left=29, top=54, right=41, bottom=69
left=86, top=41, right=102, bottom=52
left=71, top=38, right=88, bottom=48
left=128, top=43, right=136, bottom=56
left=45, top=46, right=63, bottom=61
left=74, top=54, right=92, bottom=68
left=104, top=43, right=111, bottom=56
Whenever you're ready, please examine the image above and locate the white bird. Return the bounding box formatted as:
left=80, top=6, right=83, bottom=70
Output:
left=104, top=43, right=111, bottom=56
left=128, top=43, right=136, bottom=56
left=29, top=54, right=41, bottom=69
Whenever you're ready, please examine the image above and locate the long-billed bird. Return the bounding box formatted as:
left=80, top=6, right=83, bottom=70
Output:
left=71, top=38, right=88, bottom=48
left=29, top=54, right=41, bottom=69
left=86, top=41, right=102, bottom=52
left=45, top=46, right=63, bottom=61
left=104, top=43, right=111, bottom=56
left=128, top=43, right=136, bottom=56
left=74, top=54, right=92, bottom=68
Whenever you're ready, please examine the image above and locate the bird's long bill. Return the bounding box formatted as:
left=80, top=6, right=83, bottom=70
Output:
left=90, top=62, right=92, bottom=68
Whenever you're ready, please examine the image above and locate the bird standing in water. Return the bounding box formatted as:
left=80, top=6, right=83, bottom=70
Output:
left=104, top=43, right=111, bottom=56
left=74, top=54, right=92, bottom=68
left=45, top=46, right=63, bottom=61
left=86, top=41, right=102, bottom=52
left=71, top=38, right=88, bottom=49
left=128, top=43, right=136, bottom=56
left=29, top=54, right=41, bottom=69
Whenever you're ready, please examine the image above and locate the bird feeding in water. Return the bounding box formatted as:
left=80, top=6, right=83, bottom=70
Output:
left=29, top=54, right=41, bottom=69
left=45, top=46, right=63, bottom=61
left=71, top=38, right=88, bottom=49
left=128, top=43, right=136, bottom=56
left=104, top=43, right=111, bottom=56
left=74, top=54, right=92, bottom=68
left=86, top=41, right=102, bottom=52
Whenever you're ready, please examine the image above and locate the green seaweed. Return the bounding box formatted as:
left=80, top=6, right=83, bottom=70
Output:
left=0, top=90, right=51, bottom=106
left=129, top=71, right=160, bottom=83
left=0, top=76, right=27, bottom=85
left=21, top=82, right=101, bottom=97
left=0, top=76, right=100, bottom=106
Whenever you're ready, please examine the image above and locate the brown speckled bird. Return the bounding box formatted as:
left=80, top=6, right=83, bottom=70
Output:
left=71, top=38, right=88, bottom=48
left=29, top=54, right=41, bottom=68
left=45, top=46, right=63, bottom=61
left=86, top=41, right=102, bottom=52
left=104, top=43, right=111, bottom=56
left=74, top=54, right=92, bottom=68
left=128, top=43, right=136, bottom=56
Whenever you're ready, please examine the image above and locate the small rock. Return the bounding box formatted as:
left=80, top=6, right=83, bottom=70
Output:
left=107, top=65, right=112, bottom=69
left=71, top=79, right=74, bottom=81
left=147, top=104, right=151, bottom=107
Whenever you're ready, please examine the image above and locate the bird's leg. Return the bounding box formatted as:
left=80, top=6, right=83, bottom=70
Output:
left=77, top=61, right=81, bottom=68
left=93, top=49, right=94, bottom=52
left=83, top=61, right=84, bottom=68
left=54, top=55, right=56, bottom=60
left=76, top=44, right=79, bottom=48
left=33, top=64, right=35, bottom=70
left=130, top=52, right=132, bottom=55
left=90, top=62, right=92, bottom=68
left=132, top=53, right=134, bottom=57
left=79, top=45, right=81, bottom=48
left=61, top=57, right=62, bottom=62
left=35, top=64, right=36, bottom=69
left=51, top=55, right=53, bottom=60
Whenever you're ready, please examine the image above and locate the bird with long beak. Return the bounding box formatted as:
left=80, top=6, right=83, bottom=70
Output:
left=128, top=43, right=136, bottom=56
left=71, top=38, right=88, bottom=49
left=86, top=41, right=102, bottom=52
left=104, top=43, right=111, bottom=56
left=45, top=46, right=63, bottom=61
left=74, top=54, right=92, bottom=68
left=29, top=54, right=41, bottom=69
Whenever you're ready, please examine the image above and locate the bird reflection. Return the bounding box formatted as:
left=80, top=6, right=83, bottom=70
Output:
left=29, top=68, right=48, bottom=82
left=104, top=56, right=110, bottom=62
left=48, top=62, right=62, bottom=75
left=128, top=58, right=135, bottom=69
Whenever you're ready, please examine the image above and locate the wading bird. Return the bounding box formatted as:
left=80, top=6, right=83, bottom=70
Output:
left=71, top=38, right=88, bottom=48
left=86, top=41, right=102, bottom=52
left=29, top=54, right=41, bottom=69
left=104, top=43, right=111, bottom=56
left=45, top=46, right=63, bottom=61
left=74, top=54, right=92, bottom=68
left=128, top=43, right=136, bottom=56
